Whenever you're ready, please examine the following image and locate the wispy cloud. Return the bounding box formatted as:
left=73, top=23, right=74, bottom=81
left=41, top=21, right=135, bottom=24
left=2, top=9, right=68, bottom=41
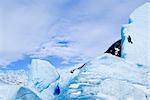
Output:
left=0, top=0, right=147, bottom=67
left=0, top=0, right=63, bottom=65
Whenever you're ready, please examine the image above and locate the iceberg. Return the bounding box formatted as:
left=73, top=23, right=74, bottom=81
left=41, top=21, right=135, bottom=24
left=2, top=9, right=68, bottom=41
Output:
left=62, top=54, right=150, bottom=100
left=121, top=2, right=150, bottom=66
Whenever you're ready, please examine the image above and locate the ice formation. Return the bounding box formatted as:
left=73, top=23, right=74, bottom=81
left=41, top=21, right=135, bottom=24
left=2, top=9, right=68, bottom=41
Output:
left=121, top=2, right=150, bottom=66
left=0, top=2, right=150, bottom=100
left=27, top=59, right=60, bottom=100
left=28, top=59, right=60, bottom=92
left=0, top=59, right=60, bottom=100
left=60, top=54, right=150, bottom=100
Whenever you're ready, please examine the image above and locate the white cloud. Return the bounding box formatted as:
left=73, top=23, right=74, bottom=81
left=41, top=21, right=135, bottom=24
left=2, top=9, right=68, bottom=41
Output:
left=0, top=0, right=147, bottom=66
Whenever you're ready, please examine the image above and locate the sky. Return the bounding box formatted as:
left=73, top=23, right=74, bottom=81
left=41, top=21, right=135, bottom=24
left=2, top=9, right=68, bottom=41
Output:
left=0, top=0, right=148, bottom=70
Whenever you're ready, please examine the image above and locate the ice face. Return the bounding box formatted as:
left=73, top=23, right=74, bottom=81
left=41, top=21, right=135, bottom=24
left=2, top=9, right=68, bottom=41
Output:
left=28, top=59, right=60, bottom=92
left=27, top=59, right=60, bottom=100
left=121, top=2, right=150, bottom=66
left=61, top=54, right=150, bottom=100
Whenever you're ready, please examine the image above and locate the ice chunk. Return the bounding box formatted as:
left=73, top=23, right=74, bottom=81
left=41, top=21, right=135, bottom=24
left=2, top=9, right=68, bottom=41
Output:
left=0, top=59, right=61, bottom=100
left=121, top=2, right=150, bottom=66
left=15, top=87, right=41, bottom=100
left=25, top=59, right=61, bottom=100
left=28, top=59, right=60, bottom=92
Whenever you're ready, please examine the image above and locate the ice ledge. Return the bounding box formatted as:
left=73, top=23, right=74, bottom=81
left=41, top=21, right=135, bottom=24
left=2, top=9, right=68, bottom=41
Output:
left=121, top=2, right=150, bottom=66
left=129, top=2, right=150, bottom=23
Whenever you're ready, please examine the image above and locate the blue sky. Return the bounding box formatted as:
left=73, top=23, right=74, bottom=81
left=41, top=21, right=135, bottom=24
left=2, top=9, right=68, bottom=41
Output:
left=0, top=0, right=147, bottom=69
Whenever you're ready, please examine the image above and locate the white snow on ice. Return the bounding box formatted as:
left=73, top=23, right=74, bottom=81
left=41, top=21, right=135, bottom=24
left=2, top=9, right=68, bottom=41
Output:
left=121, top=2, right=150, bottom=66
